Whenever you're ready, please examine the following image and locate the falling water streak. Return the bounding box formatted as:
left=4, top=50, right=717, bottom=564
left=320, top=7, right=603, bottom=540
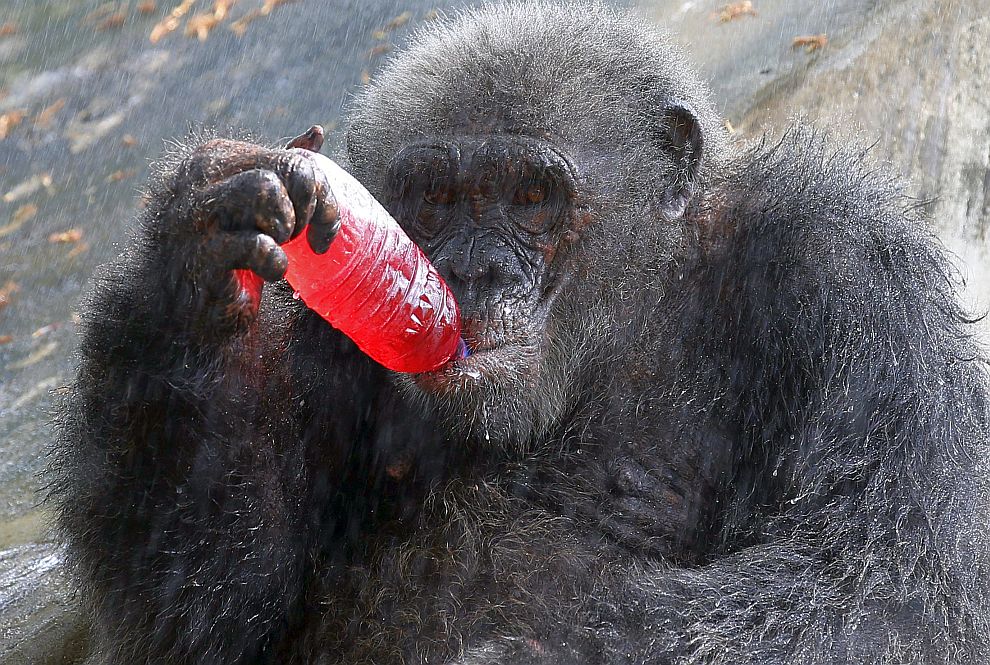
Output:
left=481, top=400, right=491, bottom=445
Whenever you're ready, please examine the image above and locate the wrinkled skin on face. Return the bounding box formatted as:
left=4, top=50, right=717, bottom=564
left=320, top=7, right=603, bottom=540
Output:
left=382, top=134, right=597, bottom=449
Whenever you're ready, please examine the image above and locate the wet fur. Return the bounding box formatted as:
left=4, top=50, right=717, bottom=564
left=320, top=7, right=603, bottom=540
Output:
left=51, top=2, right=990, bottom=664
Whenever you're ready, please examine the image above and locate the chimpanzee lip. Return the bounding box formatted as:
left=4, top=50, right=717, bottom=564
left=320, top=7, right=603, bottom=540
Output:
left=412, top=340, right=533, bottom=392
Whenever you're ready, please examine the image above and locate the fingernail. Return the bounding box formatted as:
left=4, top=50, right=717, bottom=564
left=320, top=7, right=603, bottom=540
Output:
left=285, top=125, right=325, bottom=152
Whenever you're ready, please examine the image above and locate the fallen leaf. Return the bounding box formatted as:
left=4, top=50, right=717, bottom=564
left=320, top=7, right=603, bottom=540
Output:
left=82, top=4, right=117, bottom=24
left=13, top=203, right=38, bottom=224
left=386, top=11, right=411, bottom=30
left=0, top=335, right=12, bottom=345
left=3, top=173, right=53, bottom=203
left=97, top=12, right=128, bottom=31
left=0, top=280, right=19, bottom=311
left=49, top=228, right=84, bottom=244
left=106, top=168, right=137, bottom=182
left=150, top=0, right=197, bottom=43
left=373, top=10, right=412, bottom=40
left=0, top=220, right=24, bottom=238
left=0, top=22, right=17, bottom=37
left=150, top=16, right=180, bottom=42
left=724, top=119, right=737, bottom=135
left=213, top=0, right=237, bottom=16
left=423, top=10, right=439, bottom=21
left=32, top=322, right=63, bottom=338
left=230, top=7, right=262, bottom=36
left=360, top=69, right=371, bottom=85
left=121, top=133, right=138, bottom=147
left=792, top=34, right=827, bottom=52
left=186, top=12, right=221, bottom=40
left=369, top=43, right=390, bottom=58
left=0, top=221, right=23, bottom=237
left=67, top=241, right=90, bottom=258
left=64, top=111, right=124, bottom=154
left=714, top=1, right=756, bottom=23
left=7, top=341, right=58, bottom=371
left=33, top=98, right=66, bottom=130
left=138, top=0, right=157, bottom=13
left=0, top=110, right=26, bottom=140
left=0, top=204, right=39, bottom=238
left=261, top=0, right=295, bottom=14
left=185, top=0, right=236, bottom=41
left=9, top=376, right=60, bottom=410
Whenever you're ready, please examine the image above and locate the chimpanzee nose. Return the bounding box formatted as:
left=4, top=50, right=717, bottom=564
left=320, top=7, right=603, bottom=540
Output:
left=435, top=234, right=521, bottom=295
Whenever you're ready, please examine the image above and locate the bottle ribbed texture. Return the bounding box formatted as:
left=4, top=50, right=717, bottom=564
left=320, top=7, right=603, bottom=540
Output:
left=282, top=152, right=462, bottom=373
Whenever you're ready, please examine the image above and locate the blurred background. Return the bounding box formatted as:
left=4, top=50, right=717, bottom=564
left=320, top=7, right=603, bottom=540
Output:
left=0, top=0, right=987, bottom=662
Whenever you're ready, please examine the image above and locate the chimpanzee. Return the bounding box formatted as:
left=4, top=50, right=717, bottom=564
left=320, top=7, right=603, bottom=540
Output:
left=52, top=2, right=990, bottom=664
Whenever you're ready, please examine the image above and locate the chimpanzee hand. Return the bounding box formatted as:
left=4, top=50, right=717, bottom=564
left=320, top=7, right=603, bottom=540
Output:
left=165, top=126, right=339, bottom=288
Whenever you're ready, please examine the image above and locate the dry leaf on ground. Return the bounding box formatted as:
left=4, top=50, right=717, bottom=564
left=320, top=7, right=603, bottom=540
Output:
left=107, top=169, right=138, bottom=182
left=33, top=98, right=66, bottom=130
left=7, top=342, right=58, bottom=371
left=714, top=1, right=756, bottom=23
left=792, top=34, right=828, bottom=52
left=48, top=228, right=83, bottom=244
left=386, top=11, right=411, bottom=30
left=0, top=280, right=19, bottom=312
left=150, top=0, right=197, bottom=43
left=0, top=204, right=39, bottom=238
left=3, top=174, right=53, bottom=203
left=32, top=322, right=63, bottom=338
left=0, top=110, right=26, bottom=140
left=186, top=0, right=237, bottom=41
left=97, top=12, right=128, bottom=31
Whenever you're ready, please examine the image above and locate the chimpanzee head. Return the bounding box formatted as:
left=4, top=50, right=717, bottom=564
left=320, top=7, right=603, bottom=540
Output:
left=346, top=2, right=727, bottom=450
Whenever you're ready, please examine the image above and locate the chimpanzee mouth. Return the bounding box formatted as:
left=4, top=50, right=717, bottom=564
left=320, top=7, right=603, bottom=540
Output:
left=412, top=339, right=535, bottom=393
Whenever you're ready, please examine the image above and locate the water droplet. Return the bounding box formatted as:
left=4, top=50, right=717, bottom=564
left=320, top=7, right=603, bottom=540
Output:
left=292, top=291, right=301, bottom=300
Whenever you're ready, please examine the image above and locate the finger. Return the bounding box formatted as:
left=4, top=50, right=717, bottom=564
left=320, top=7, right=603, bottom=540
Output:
left=307, top=170, right=341, bottom=255
left=284, top=156, right=318, bottom=241
left=208, top=231, right=288, bottom=282
left=199, top=169, right=296, bottom=244
left=285, top=125, right=325, bottom=152
left=216, top=152, right=319, bottom=242
left=185, top=141, right=317, bottom=189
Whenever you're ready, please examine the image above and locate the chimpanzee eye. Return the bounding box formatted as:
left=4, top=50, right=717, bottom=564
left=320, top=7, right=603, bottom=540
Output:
left=423, top=186, right=456, bottom=206
left=511, top=180, right=553, bottom=207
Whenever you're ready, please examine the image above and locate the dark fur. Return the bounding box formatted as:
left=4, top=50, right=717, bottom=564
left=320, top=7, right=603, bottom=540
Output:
left=51, top=2, right=990, bottom=664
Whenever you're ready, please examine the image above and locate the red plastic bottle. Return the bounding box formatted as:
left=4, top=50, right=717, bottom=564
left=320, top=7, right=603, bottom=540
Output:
left=281, top=150, right=465, bottom=374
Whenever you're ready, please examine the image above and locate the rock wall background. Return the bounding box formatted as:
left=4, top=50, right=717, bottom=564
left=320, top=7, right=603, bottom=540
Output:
left=0, top=0, right=986, bottom=661
left=646, top=0, right=990, bottom=337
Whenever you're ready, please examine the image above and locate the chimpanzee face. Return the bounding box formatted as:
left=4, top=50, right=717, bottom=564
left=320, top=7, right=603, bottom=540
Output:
left=384, top=134, right=590, bottom=449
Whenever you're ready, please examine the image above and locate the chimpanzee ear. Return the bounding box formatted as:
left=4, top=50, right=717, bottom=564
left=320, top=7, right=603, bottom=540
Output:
left=656, top=102, right=704, bottom=219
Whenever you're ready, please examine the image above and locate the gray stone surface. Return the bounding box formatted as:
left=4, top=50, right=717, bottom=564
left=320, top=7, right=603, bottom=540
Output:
left=640, top=0, right=990, bottom=335
left=0, top=543, right=87, bottom=665
left=0, top=0, right=987, bottom=661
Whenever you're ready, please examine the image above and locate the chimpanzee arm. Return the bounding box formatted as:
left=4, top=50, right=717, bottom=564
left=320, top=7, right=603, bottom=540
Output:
left=622, top=136, right=988, bottom=663
left=51, top=138, right=339, bottom=664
